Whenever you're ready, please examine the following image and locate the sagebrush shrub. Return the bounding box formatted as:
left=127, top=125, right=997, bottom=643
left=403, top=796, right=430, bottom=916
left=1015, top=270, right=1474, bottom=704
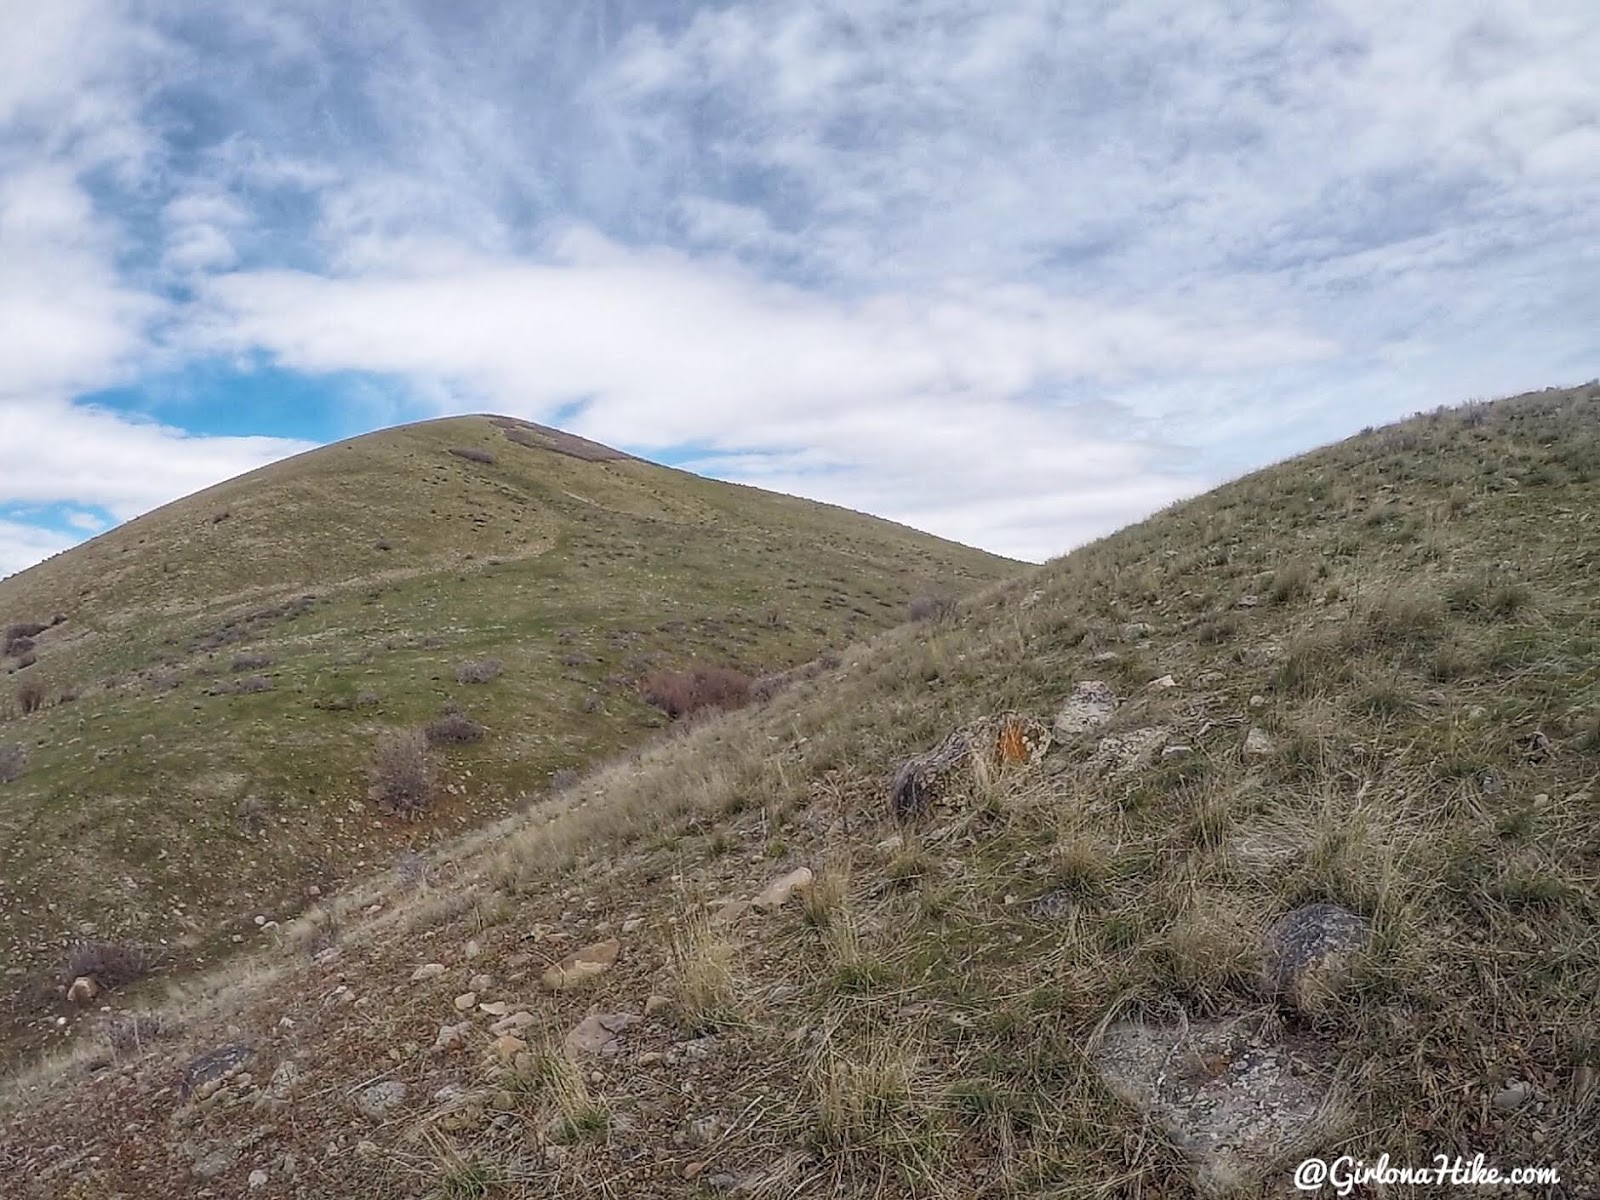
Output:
left=909, top=594, right=957, bottom=622
left=640, top=666, right=753, bottom=719
left=456, top=659, right=503, bottom=685
left=425, top=711, right=487, bottom=745
left=17, top=681, right=44, bottom=714
left=370, top=729, right=435, bottom=817
left=60, top=940, right=156, bottom=989
left=0, top=742, right=24, bottom=783
left=448, top=446, right=497, bottom=465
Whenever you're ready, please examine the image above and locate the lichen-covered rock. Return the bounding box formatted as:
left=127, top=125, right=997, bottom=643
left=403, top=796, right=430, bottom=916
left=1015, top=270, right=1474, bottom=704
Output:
left=1053, top=681, right=1117, bottom=738
left=1095, top=1014, right=1345, bottom=1196
left=1243, top=726, right=1275, bottom=757
left=1088, top=726, right=1170, bottom=775
left=889, top=713, right=1049, bottom=823
left=355, top=1079, right=407, bottom=1120
left=1265, top=903, right=1370, bottom=1013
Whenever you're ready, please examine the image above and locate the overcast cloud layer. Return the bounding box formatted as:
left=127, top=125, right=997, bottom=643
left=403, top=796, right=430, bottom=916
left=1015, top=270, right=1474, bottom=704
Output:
left=1, top=0, right=1596, bottom=575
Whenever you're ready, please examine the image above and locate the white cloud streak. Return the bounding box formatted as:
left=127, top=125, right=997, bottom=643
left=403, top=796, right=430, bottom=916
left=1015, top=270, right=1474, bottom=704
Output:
left=0, top=0, right=1596, bottom=571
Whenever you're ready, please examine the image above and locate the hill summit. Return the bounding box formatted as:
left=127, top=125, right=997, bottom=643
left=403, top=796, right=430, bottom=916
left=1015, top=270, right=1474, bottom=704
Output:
left=0, top=414, right=1015, bottom=1065
left=2, top=386, right=1598, bottom=1197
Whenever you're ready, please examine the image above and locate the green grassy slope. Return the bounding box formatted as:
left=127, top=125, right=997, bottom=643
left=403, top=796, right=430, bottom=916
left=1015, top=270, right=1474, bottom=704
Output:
left=0, top=415, right=1015, bottom=1063
left=2, top=386, right=1596, bottom=1199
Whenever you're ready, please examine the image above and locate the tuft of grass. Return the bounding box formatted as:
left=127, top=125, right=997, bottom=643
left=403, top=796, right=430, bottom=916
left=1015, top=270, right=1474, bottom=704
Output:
left=1268, top=558, right=1315, bottom=604
left=803, top=862, right=850, bottom=929
left=1363, top=590, right=1445, bottom=649
left=669, top=906, right=737, bottom=1033
left=525, top=1045, right=610, bottom=1143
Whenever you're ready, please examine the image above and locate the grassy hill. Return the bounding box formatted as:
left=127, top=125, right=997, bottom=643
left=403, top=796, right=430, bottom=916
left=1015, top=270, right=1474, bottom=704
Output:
left=0, top=415, right=1015, bottom=1066
left=2, top=385, right=1597, bottom=1198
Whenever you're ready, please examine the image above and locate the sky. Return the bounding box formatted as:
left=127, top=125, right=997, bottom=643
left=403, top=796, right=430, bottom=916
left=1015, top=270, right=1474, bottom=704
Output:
left=1, top=1, right=1597, bottom=577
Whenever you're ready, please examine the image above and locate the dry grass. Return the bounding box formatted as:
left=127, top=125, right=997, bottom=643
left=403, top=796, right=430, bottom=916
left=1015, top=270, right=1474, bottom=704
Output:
left=3, top=385, right=1598, bottom=1197
left=668, top=905, right=738, bottom=1033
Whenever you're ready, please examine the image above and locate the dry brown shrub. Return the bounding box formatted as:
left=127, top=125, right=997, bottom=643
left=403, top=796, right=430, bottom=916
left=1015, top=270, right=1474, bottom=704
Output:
left=640, top=666, right=753, bottom=719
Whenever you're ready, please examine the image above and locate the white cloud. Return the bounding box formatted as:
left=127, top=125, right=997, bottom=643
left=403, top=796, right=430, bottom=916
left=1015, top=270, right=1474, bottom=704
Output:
left=0, top=519, right=76, bottom=582
left=1, top=0, right=1598, bottom=572
left=0, top=395, right=313, bottom=521
left=191, top=231, right=1331, bottom=558
left=0, top=164, right=156, bottom=398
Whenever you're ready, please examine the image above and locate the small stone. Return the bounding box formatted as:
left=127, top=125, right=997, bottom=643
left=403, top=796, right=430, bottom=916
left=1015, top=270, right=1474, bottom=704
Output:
left=1121, top=622, right=1153, bottom=641
left=248, top=1168, right=268, bottom=1188
left=645, top=994, right=671, bottom=1016
left=490, top=1010, right=536, bottom=1036
left=566, top=1011, right=640, bottom=1056
left=1243, top=726, right=1275, bottom=756
left=66, top=976, right=99, bottom=1004
left=478, top=1000, right=510, bottom=1017
left=1236, top=594, right=1262, bottom=608
left=684, top=1161, right=708, bottom=1180
left=469, top=973, right=492, bottom=992
left=356, top=1079, right=408, bottom=1120
left=463, top=939, right=481, bottom=959
left=752, top=867, right=814, bottom=912
left=542, top=938, right=621, bottom=990
left=1492, top=1082, right=1532, bottom=1112
left=491, top=1035, right=528, bottom=1063
left=434, top=1021, right=472, bottom=1051
left=410, top=963, right=446, bottom=982
left=192, top=1146, right=239, bottom=1180
left=1162, top=744, right=1193, bottom=759
left=638, top=1051, right=663, bottom=1066
left=1248, top=694, right=1267, bottom=709
left=621, top=917, right=645, bottom=934
left=1150, top=674, right=1177, bottom=689
left=453, top=992, right=478, bottom=1011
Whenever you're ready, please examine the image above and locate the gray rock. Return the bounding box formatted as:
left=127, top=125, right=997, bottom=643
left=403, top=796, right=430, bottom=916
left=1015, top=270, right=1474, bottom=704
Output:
left=1090, top=726, right=1169, bottom=775
left=565, top=1011, right=640, bottom=1056
left=1095, top=1014, right=1345, bottom=1196
left=1243, top=726, right=1275, bottom=757
left=1028, top=890, right=1076, bottom=919
left=1053, top=681, right=1118, bottom=738
left=1265, top=903, right=1370, bottom=1012
left=1492, top=1082, right=1532, bottom=1112
left=192, top=1145, right=239, bottom=1180
left=181, top=1043, right=254, bottom=1097
left=356, top=1079, right=408, bottom=1120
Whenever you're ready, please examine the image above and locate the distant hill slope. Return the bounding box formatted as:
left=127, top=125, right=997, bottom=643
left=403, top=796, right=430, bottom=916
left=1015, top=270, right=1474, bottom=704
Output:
left=0, top=415, right=1015, bottom=1063
left=3, top=386, right=1596, bottom=1199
